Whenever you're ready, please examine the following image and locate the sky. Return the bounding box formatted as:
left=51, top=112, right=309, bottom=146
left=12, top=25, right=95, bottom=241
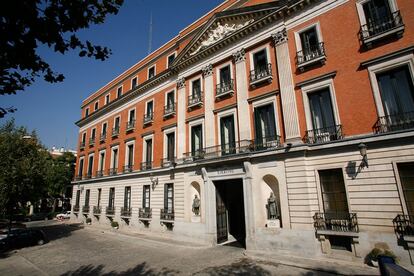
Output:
left=2, top=0, right=224, bottom=150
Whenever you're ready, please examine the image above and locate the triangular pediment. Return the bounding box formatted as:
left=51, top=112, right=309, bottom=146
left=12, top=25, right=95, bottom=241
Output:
left=173, top=2, right=283, bottom=69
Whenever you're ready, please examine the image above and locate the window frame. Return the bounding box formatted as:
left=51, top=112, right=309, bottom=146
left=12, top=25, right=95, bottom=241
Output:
left=148, top=65, right=156, bottom=79
left=167, top=52, right=176, bottom=68
left=87, top=152, right=94, bottom=176
left=131, top=76, right=138, bottom=90
left=145, top=99, right=154, bottom=116
left=105, top=94, right=110, bottom=105
left=98, top=149, right=106, bottom=172
left=216, top=61, right=234, bottom=85
left=251, top=95, right=281, bottom=138
left=142, top=134, right=154, bottom=164
left=163, top=126, right=177, bottom=160
left=110, top=145, right=119, bottom=169
left=294, top=22, right=324, bottom=54
left=393, top=160, right=414, bottom=216
left=78, top=156, right=85, bottom=177
left=85, top=107, right=90, bottom=117
left=124, top=140, right=135, bottom=167
left=249, top=45, right=271, bottom=72
left=216, top=108, right=239, bottom=148
left=94, top=101, right=99, bottom=111
left=116, top=85, right=123, bottom=99
left=165, top=89, right=176, bottom=108
left=355, top=0, right=398, bottom=27
left=189, top=75, right=203, bottom=96
left=188, top=118, right=205, bottom=154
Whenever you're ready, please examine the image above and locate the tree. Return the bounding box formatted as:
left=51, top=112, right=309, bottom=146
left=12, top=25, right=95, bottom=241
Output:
left=0, top=0, right=124, bottom=117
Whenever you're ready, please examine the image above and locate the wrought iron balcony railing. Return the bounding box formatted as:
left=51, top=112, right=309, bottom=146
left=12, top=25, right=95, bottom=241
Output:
left=108, top=168, right=118, bottom=176
left=216, top=80, right=234, bottom=98
left=85, top=173, right=92, bottom=179
left=82, top=205, right=90, bottom=213
left=160, top=208, right=174, bottom=221
left=141, top=161, right=152, bottom=171
left=120, top=207, right=132, bottom=217
left=126, top=120, right=135, bottom=131
left=100, top=133, right=106, bottom=142
left=139, top=207, right=152, bottom=219
left=93, top=206, right=101, bottom=215
left=252, top=135, right=282, bottom=151
left=161, top=157, right=177, bottom=168
left=123, top=164, right=133, bottom=173
left=249, top=64, right=272, bottom=85
left=73, top=205, right=80, bottom=213
left=296, top=42, right=326, bottom=67
left=89, top=137, right=95, bottom=146
left=393, top=214, right=414, bottom=239
left=164, top=103, right=176, bottom=117
left=304, top=125, right=343, bottom=144
left=96, top=170, right=104, bottom=178
left=313, top=212, right=359, bottom=233
left=373, top=112, right=414, bottom=134
left=188, top=92, right=203, bottom=108
left=106, top=206, right=115, bottom=216
left=112, top=127, right=120, bottom=137
left=80, top=141, right=86, bottom=150
left=360, top=10, right=404, bottom=43
left=143, top=113, right=154, bottom=125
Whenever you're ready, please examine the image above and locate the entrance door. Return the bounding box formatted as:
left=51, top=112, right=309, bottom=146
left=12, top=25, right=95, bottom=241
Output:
left=216, top=189, right=228, bottom=243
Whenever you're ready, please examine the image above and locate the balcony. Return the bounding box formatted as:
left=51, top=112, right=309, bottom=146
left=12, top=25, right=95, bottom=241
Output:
left=85, top=173, right=92, bottom=179
left=82, top=205, right=90, bottom=213
left=188, top=92, right=203, bottom=109
left=249, top=64, right=272, bottom=87
left=106, top=206, right=115, bottom=216
left=75, top=175, right=82, bottom=181
left=160, top=208, right=174, bottom=221
left=108, top=168, right=118, bottom=176
left=393, top=214, right=414, bottom=240
left=96, top=170, right=104, bottom=178
left=73, top=205, right=80, bottom=213
left=360, top=11, right=404, bottom=48
left=111, top=127, right=120, bottom=137
left=126, top=120, right=135, bottom=132
left=373, top=112, right=414, bottom=134
left=93, top=206, right=101, bottom=215
left=304, top=125, right=343, bottom=144
left=100, top=133, right=106, bottom=143
left=163, top=103, right=176, bottom=118
left=296, top=42, right=326, bottom=71
left=161, top=158, right=177, bottom=168
left=89, top=137, right=95, bottom=147
left=216, top=80, right=234, bottom=99
left=120, top=207, right=132, bottom=217
left=252, top=135, right=281, bottom=151
left=143, top=113, right=153, bottom=125
left=123, top=165, right=133, bottom=173
left=80, top=141, right=85, bottom=150
left=313, top=212, right=359, bottom=235
left=141, top=161, right=152, bottom=171
left=139, top=208, right=152, bottom=220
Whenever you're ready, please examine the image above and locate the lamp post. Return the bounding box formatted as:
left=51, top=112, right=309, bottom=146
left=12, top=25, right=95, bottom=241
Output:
left=358, top=143, right=368, bottom=168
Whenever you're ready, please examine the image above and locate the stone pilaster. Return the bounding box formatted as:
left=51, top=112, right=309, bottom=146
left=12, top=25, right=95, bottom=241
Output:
left=272, top=29, right=302, bottom=143
left=176, top=78, right=186, bottom=158
left=202, top=64, right=215, bottom=148
left=233, top=48, right=252, bottom=141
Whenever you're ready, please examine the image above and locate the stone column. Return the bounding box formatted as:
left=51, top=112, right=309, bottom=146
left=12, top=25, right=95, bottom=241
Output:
left=176, top=78, right=186, bottom=158
left=243, top=161, right=256, bottom=249
left=233, top=49, right=252, bottom=141
left=201, top=167, right=216, bottom=245
left=202, top=64, right=215, bottom=148
left=272, top=29, right=302, bottom=143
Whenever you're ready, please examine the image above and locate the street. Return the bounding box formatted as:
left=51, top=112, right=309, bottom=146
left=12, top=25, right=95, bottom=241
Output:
left=0, top=221, right=374, bottom=275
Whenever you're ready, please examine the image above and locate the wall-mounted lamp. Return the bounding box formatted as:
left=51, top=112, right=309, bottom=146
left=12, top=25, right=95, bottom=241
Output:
left=150, top=174, right=158, bottom=190
left=358, top=143, right=368, bottom=168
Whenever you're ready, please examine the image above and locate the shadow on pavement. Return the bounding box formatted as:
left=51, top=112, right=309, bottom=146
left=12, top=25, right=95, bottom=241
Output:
left=61, top=262, right=180, bottom=276
left=32, top=222, right=84, bottom=243
left=194, top=258, right=271, bottom=275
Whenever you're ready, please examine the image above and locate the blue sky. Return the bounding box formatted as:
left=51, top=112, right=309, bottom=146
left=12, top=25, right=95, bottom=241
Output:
left=2, top=0, right=223, bottom=150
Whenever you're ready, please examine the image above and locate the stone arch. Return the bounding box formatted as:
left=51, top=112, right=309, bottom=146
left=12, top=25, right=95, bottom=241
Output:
left=262, top=174, right=282, bottom=227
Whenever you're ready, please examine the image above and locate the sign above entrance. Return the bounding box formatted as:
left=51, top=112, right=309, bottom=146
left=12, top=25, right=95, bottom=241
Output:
left=207, top=166, right=244, bottom=178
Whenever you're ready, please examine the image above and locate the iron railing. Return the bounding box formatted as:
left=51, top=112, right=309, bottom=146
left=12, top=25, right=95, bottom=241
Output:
left=85, top=173, right=92, bottom=179
left=100, top=133, right=106, bottom=142
left=96, top=170, right=104, bottom=178
left=393, top=214, right=414, bottom=238
left=82, top=205, right=90, bottom=213
left=106, top=206, right=115, bottom=216
left=313, top=212, right=359, bottom=233
left=112, top=127, right=120, bottom=137
left=188, top=92, right=203, bottom=107
left=120, top=207, right=132, bottom=217
left=139, top=208, right=152, bottom=219
left=161, top=158, right=177, bottom=168
left=253, top=135, right=282, bottom=151
left=304, top=125, right=343, bottom=144
left=141, top=161, right=152, bottom=170
left=89, top=137, right=95, bottom=146
left=143, top=113, right=154, bottom=124
left=73, top=205, right=80, bottom=212
left=93, top=206, right=101, bottom=215
left=360, top=10, right=404, bottom=41
left=373, top=112, right=414, bottom=134
left=126, top=120, right=135, bottom=131
left=249, top=64, right=272, bottom=84
left=164, top=103, right=176, bottom=116
left=123, top=165, right=133, bottom=173
left=108, top=168, right=118, bottom=176
left=216, top=80, right=234, bottom=97
left=160, top=208, right=174, bottom=221
left=296, top=42, right=326, bottom=66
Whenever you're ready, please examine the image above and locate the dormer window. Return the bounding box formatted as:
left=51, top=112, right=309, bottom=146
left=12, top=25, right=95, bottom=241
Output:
left=117, top=86, right=122, bottom=98
left=94, top=101, right=99, bottom=111
left=148, top=66, right=156, bottom=79
left=131, top=77, right=138, bottom=89
left=167, top=53, right=176, bottom=68
left=85, top=108, right=90, bottom=117
left=105, top=94, right=110, bottom=105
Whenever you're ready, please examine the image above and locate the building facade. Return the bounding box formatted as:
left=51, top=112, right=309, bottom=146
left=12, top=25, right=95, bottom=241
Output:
left=72, top=0, right=414, bottom=266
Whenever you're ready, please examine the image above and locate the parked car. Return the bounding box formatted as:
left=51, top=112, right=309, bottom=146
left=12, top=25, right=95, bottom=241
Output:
left=0, top=228, right=47, bottom=251
left=56, top=211, right=71, bottom=220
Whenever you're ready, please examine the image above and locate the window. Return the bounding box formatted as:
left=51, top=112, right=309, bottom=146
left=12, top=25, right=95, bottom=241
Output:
left=124, top=186, right=131, bottom=209
left=128, top=109, right=135, bottom=122
left=164, top=91, right=175, bottom=116
left=308, top=89, right=336, bottom=132
left=300, top=27, right=319, bottom=55
left=105, top=94, right=110, bottom=105
left=113, top=116, right=120, bottom=135
left=220, top=115, right=236, bottom=155
left=78, top=157, right=84, bottom=177
left=111, top=147, right=119, bottom=173
left=148, top=66, right=155, bottom=79
left=98, top=151, right=105, bottom=175
left=91, top=128, right=96, bottom=140
left=219, top=65, right=231, bottom=85
left=254, top=104, right=277, bottom=148
left=398, top=162, right=414, bottom=216
left=117, top=86, right=122, bottom=98
left=191, top=125, right=203, bottom=157
left=94, top=101, right=99, bottom=111
left=81, top=132, right=86, bottom=147
left=101, top=122, right=107, bottom=138
left=97, top=188, right=102, bottom=207
left=108, top=187, right=115, bottom=208
left=253, top=49, right=268, bottom=72
left=295, top=23, right=325, bottom=68
left=319, top=169, right=348, bottom=213
left=164, top=184, right=174, bottom=213
left=85, top=108, right=89, bottom=117
left=145, top=139, right=152, bottom=164
left=131, top=77, right=138, bottom=89
left=147, top=101, right=154, bottom=115
left=250, top=48, right=272, bottom=84
left=167, top=53, right=175, bottom=68
left=143, top=185, right=150, bottom=208
left=166, top=91, right=174, bottom=108
left=192, top=79, right=201, bottom=97
left=85, top=189, right=90, bottom=207
left=166, top=132, right=175, bottom=161
left=125, top=143, right=134, bottom=171
left=75, top=190, right=80, bottom=207
left=144, top=101, right=154, bottom=124
left=87, top=154, right=94, bottom=177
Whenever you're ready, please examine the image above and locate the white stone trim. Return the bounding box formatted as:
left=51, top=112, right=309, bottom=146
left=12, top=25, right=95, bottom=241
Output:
left=94, top=101, right=99, bottom=111
left=248, top=44, right=271, bottom=71
left=147, top=64, right=156, bottom=79
left=113, top=115, right=121, bottom=128
left=163, top=127, right=177, bottom=159
left=189, top=74, right=204, bottom=94
left=367, top=53, right=414, bottom=117
left=124, top=140, right=135, bottom=166
left=142, top=134, right=154, bottom=163
left=98, top=149, right=106, bottom=171
left=110, top=145, right=119, bottom=169
left=164, top=88, right=177, bottom=106
left=167, top=52, right=177, bottom=68
left=101, top=121, right=108, bottom=135
left=105, top=94, right=110, bottom=105
left=301, top=77, right=341, bottom=131
left=392, top=159, right=414, bottom=216
left=91, top=127, right=97, bottom=139
left=215, top=61, right=234, bottom=84
left=131, top=76, right=138, bottom=88
left=294, top=21, right=323, bottom=53
left=145, top=99, right=154, bottom=115
left=81, top=131, right=86, bottom=143
left=216, top=108, right=239, bottom=146
left=355, top=0, right=398, bottom=27
left=128, top=107, right=136, bottom=122
left=78, top=156, right=85, bottom=175
left=116, top=85, right=123, bottom=98
left=87, top=152, right=95, bottom=173
left=188, top=118, right=205, bottom=152
left=251, top=96, right=282, bottom=138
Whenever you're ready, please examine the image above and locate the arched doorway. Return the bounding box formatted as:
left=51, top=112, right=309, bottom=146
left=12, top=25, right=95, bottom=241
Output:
left=262, top=174, right=282, bottom=227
